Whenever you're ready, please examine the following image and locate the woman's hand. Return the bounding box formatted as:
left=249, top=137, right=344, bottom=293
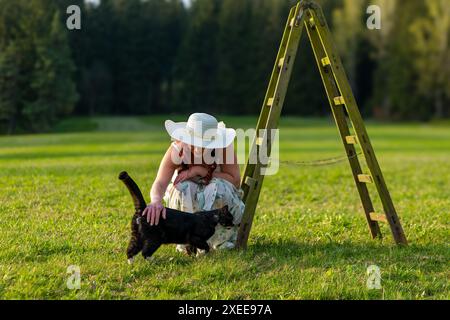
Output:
left=174, top=166, right=209, bottom=185
left=173, top=169, right=190, bottom=185
left=142, top=201, right=166, bottom=226
left=191, top=165, right=209, bottom=178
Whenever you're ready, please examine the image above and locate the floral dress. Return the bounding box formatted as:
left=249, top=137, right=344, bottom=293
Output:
left=163, top=142, right=245, bottom=252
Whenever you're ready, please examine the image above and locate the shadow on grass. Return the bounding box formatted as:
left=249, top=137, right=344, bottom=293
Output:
left=129, top=237, right=448, bottom=283
left=243, top=237, right=449, bottom=272
left=119, top=236, right=449, bottom=271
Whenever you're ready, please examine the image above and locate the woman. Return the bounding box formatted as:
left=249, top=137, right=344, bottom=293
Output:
left=142, top=113, right=245, bottom=252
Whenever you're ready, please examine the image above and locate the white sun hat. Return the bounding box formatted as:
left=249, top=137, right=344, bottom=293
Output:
left=164, top=113, right=236, bottom=149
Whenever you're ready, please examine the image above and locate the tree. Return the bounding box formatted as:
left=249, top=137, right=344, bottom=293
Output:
left=368, top=0, right=431, bottom=120
left=173, top=0, right=221, bottom=113
left=0, top=0, right=77, bottom=133
left=410, top=0, right=450, bottom=118
left=0, top=43, right=22, bottom=134
left=80, top=0, right=118, bottom=115
left=367, top=0, right=398, bottom=119
left=0, top=0, right=32, bottom=134
left=26, top=10, right=78, bottom=131
left=215, top=0, right=254, bottom=113
left=332, top=0, right=366, bottom=98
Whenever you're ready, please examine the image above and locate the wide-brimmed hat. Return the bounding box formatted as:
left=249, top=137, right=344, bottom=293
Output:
left=164, top=113, right=236, bottom=149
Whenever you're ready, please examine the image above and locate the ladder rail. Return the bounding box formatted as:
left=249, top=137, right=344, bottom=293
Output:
left=263, top=5, right=306, bottom=164
left=303, top=8, right=382, bottom=239
left=237, top=4, right=306, bottom=248
left=308, top=9, right=407, bottom=244
left=240, top=6, right=297, bottom=203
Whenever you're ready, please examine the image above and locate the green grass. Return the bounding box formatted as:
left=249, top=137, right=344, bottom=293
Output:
left=0, top=116, right=449, bottom=299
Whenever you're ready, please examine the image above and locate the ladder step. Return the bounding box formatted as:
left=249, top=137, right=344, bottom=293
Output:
left=321, top=57, right=331, bottom=67
left=345, top=135, right=358, bottom=145
left=358, top=174, right=373, bottom=184
left=333, top=96, right=345, bottom=106
left=369, top=212, right=387, bottom=223
left=256, top=137, right=264, bottom=146
left=267, top=98, right=274, bottom=107
left=244, top=176, right=258, bottom=188
left=278, top=57, right=285, bottom=68
left=289, top=17, right=295, bottom=28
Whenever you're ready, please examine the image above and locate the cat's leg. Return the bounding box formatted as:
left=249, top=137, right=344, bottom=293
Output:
left=190, top=237, right=210, bottom=253
left=185, top=245, right=198, bottom=256
left=127, top=239, right=143, bottom=264
left=127, top=219, right=143, bottom=264
left=141, top=241, right=161, bottom=260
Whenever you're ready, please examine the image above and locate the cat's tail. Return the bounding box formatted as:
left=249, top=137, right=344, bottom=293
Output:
left=118, top=171, right=147, bottom=212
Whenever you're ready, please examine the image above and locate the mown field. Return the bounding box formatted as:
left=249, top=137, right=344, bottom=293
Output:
left=0, top=116, right=449, bottom=299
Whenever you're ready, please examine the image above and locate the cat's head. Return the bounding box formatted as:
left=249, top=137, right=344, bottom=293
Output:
left=214, top=205, right=234, bottom=228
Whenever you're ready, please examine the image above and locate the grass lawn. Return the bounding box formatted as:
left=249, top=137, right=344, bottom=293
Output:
left=0, top=116, right=449, bottom=299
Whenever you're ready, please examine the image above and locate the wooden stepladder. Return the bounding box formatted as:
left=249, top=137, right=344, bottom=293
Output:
left=236, top=0, right=407, bottom=248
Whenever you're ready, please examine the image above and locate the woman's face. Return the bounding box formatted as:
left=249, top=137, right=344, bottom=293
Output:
left=178, top=141, right=216, bottom=164
left=192, top=146, right=204, bottom=157
left=179, top=141, right=202, bottom=156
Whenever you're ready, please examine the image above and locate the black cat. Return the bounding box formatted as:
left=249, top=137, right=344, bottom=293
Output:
left=118, top=171, right=234, bottom=263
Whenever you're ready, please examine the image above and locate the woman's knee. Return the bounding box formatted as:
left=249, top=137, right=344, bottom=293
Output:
left=207, top=179, right=244, bottom=221
left=206, top=177, right=231, bottom=193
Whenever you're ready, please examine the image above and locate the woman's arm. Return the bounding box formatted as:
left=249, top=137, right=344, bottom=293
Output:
left=213, top=144, right=241, bottom=188
left=150, top=144, right=178, bottom=201
left=143, top=144, right=178, bottom=225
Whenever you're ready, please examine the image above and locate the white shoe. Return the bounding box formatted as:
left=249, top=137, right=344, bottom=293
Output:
left=217, top=241, right=235, bottom=250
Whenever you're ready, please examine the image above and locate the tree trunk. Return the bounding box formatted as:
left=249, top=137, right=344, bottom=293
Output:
left=382, top=95, right=391, bottom=119
left=167, top=74, right=173, bottom=110
left=151, top=78, right=161, bottom=113
left=434, top=89, right=443, bottom=119
left=7, top=114, right=16, bottom=135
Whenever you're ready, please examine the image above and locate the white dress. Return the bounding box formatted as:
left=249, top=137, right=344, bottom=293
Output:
left=163, top=142, right=245, bottom=251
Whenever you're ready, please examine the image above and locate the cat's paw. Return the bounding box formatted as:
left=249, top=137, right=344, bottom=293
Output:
left=145, top=256, right=155, bottom=262
left=127, top=257, right=135, bottom=265
left=195, top=249, right=207, bottom=257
